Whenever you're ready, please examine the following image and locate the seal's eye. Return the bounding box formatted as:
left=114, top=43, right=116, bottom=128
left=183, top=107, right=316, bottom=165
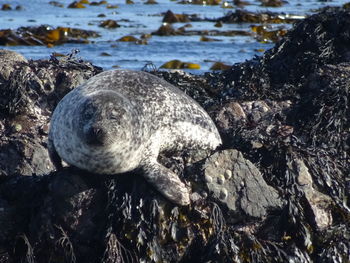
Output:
left=109, top=110, right=120, bottom=120
left=83, top=107, right=94, bottom=120
left=109, top=109, right=121, bottom=120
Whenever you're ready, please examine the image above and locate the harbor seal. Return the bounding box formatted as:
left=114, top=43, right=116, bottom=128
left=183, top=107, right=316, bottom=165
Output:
left=48, top=69, right=222, bottom=205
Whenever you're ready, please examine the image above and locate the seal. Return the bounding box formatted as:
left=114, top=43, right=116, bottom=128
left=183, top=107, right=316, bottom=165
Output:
left=48, top=69, right=222, bottom=205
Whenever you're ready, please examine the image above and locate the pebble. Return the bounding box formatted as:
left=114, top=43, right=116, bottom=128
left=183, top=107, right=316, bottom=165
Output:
left=219, top=188, right=228, bottom=200
left=205, top=174, right=213, bottom=183
left=217, top=174, right=225, bottom=185
left=224, top=169, right=232, bottom=179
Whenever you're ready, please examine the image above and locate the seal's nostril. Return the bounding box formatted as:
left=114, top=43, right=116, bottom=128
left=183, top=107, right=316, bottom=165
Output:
left=85, top=126, right=106, bottom=145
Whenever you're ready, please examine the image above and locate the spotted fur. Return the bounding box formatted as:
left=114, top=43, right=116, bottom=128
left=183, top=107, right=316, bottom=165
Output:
left=48, top=69, right=222, bottom=205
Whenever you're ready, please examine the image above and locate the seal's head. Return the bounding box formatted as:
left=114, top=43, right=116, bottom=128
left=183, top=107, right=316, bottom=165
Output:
left=76, top=90, right=136, bottom=150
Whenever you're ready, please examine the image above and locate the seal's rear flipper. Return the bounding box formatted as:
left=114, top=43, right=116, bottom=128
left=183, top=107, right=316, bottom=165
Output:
left=141, top=161, right=190, bottom=206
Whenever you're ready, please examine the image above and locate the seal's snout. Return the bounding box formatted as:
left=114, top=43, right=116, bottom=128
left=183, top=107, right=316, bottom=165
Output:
left=84, top=126, right=107, bottom=146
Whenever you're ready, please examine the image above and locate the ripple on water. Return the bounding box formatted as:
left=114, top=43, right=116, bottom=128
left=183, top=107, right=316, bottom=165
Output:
left=0, top=0, right=348, bottom=71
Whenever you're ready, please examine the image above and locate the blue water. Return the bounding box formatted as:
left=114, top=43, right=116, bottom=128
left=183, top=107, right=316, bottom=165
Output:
left=0, top=0, right=347, bottom=71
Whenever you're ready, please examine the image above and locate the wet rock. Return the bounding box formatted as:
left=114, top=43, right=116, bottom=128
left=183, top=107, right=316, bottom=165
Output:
left=217, top=9, right=302, bottom=24
left=221, top=1, right=234, bottom=8
left=178, top=0, right=221, bottom=5
left=204, top=149, right=283, bottom=222
left=160, top=59, right=200, bottom=69
left=162, top=10, right=191, bottom=23
left=215, top=100, right=293, bottom=140
left=90, top=0, right=107, bottom=5
left=145, top=0, right=158, bottom=4
left=67, top=1, right=86, bottom=8
left=233, top=0, right=250, bottom=6
left=0, top=198, right=13, bottom=242
left=152, top=23, right=177, bottom=36
left=99, top=19, right=120, bottom=28
left=251, top=24, right=287, bottom=43
left=100, top=52, right=111, bottom=56
left=106, top=4, right=118, bottom=8
left=260, top=0, right=286, bottom=7
left=210, top=61, right=231, bottom=70
left=117, top=35, right=147, bottom=44
left=0, top=49, right=27, bottom=81
left=200, top=36, right=221, bottom=42
left=49, top=1, right=64, bottom=7
left=152, top=23, right=251, bottom=37
left=290, top=158, right=333, bottom=230
left=0, top=136, right=53, bottom=176
left=0, top=26, right=100, bottom=47
left=0, top=50, right=102, bottom=176
left=1, top=4, right=11, bottom=10
left=214, top=21, right=223, bottom=27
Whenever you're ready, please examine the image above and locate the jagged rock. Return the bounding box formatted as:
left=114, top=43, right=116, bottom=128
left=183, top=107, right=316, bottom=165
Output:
left=0, top=50, right=102, bottom=176
left=0, top=49, right=27, bottom=81
left=0, top=7, right=350, bottom=263
left=0, top=136, right=53, bottom=176
left=204, top=149, right=283, bottom=222
left=290, top=158, right=333, bottom=230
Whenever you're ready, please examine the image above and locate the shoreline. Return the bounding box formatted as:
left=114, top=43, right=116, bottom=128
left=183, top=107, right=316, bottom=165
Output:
left=0, top=7, right=349, bottom=263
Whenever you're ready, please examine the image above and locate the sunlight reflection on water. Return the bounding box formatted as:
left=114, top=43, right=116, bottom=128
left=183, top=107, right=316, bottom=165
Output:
left=0, top=0, right=347, bottom=71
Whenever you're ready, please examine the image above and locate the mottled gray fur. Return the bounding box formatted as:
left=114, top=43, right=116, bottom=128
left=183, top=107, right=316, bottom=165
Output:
left=48, top=69, right=221, bottom=205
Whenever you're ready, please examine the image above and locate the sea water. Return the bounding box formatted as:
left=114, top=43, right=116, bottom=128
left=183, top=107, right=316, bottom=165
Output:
left=0, top=0, right=347, bottom=72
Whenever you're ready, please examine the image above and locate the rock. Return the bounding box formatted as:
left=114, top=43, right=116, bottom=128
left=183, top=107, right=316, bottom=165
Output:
left=291, top=158, right=333, bottom=230
left=204, top=149, right=283, bottom=222
left=68, top=1, right=86, bottom=8
left=210, top=61, right=231, bottom=70
left=0, top=26, right=100, bottom=47
left=162, top=10, right=191, bottom=23
left=0, top=198, right=14, bottom=242
left=152, top=24, right=177, bottom=36
left=0, top=50, right=102, bottom=177
left=1, top=4, right=11, bottom=10
left=260, top=0, right=285, bottom=7
left=0, top=49, right=27, bottom=81
left=0, top=7, right=350, bottom=263
left=217, top=9, right=301, bottom=24
left=0, top=137, right=53, bottom=176
left=99, top=19, right=120, bottom=28
left=215, top=99, right=293, bottom=146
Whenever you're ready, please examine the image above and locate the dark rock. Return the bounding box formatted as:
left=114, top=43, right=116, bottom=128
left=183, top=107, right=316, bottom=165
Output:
left=217, top=9, right=301, bottom=24
left=99, top=19, right=120, bottom=29
left=49, top=1, right=64, bottom=7
left=0, top=26, right=100, bottom=47
left=0, top=50, right=102, bottom=177
left=289, top=158, right=333, bottom=230
left=1, top=4, right=11, bottom=11
left=0, top=7, right=350, bottom=263
left=204, top=149, right=282, bottom=222
left=152, top=24, right=177, bottom=36
left=260, top=0, right=286, bottom=7
left=0, top=49, right=27, bottom=81
left=162, top=10, right=191, bottom=23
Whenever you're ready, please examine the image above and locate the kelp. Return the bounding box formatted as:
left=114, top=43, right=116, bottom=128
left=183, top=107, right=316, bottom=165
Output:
left=0, top=25, right=100, bottom=47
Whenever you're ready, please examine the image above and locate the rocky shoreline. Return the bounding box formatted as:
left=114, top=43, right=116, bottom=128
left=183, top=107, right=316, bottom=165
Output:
left=0, top=7, right=349, bottom=263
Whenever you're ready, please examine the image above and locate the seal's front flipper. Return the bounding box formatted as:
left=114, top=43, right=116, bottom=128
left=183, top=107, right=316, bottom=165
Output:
left=141, top=161, right=190, bottom=206
left=48, top=136, right=63, bottom=170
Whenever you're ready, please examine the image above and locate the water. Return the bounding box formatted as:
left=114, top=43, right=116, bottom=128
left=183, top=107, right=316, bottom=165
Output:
left=0, top=0, right=347, bottom=72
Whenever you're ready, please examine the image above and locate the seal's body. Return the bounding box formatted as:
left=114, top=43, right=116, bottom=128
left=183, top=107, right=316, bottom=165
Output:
left=48, top=69, right=221, bottom=205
